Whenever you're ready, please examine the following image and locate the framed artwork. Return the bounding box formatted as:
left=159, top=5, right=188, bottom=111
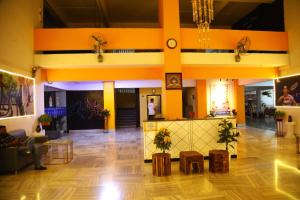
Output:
left=275, top=74, right=300, bottom=107
left=165, top=73, right=182, bottom=90
left=0, top=69, right=35, bottom=119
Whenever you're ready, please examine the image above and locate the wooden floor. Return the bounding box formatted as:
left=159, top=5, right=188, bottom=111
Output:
left=0, top=127, right=300, bottom=200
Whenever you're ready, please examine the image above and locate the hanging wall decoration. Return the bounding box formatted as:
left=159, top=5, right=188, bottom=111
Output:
left=165, top=73, right=182, bottom=90
left=0, top=69, right=35, bottom=119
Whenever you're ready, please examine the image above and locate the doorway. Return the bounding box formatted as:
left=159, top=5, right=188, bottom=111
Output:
left=115, top=88, right=140, bottom=128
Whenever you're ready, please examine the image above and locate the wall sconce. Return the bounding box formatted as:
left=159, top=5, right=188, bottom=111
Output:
left=31, top=66, right=41, bottom=78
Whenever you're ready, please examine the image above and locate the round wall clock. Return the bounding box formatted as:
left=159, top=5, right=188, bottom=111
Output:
left=167, top=38, right=177, bottom=49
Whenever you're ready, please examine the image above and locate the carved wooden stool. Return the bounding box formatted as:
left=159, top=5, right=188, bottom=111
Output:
left=180, top=151, right=204, bottom=174
left=152, top=153, right=171, bottom=176
left=209, top=150, right=229, bottom=173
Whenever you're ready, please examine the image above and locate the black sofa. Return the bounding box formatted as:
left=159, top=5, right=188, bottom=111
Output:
left=0, top=129, right=48, bottom=174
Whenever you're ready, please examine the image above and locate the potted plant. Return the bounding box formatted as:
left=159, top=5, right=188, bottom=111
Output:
left=231, top=109, right=237, bottom=116
left=274, top=110, right=285, bottom=121
left=38, top=114, right=52, bottom=127
left=217, top=119, right=240, bottom=151
left=101, top=109, right=110, bottom=133
left=152, top=128, right=172, bottom=176
left=154, top=128, right=172, bottom=153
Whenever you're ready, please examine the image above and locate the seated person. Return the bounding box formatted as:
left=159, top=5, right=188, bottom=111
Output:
left=0, top=128, right=47, bottom=170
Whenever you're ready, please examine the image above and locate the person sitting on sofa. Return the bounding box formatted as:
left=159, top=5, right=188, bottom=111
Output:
left=0, top=127, right=47, bottom=170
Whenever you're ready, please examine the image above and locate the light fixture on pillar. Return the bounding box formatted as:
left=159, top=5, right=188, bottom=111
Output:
left=192, top=0, right=214, bottom=47
left=31, top=66, right=41, bottom=78
left=89, top=33, right=107, bottom=63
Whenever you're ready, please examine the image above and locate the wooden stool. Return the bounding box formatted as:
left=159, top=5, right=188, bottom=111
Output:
left=209, top=150, right=229, bottom=173
left=180, top=151, right=204, bottom=174
left=152, top=153, right=171, bottom=176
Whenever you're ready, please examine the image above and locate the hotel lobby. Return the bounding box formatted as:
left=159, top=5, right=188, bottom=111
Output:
left=0, top=0, right=300, bottom=199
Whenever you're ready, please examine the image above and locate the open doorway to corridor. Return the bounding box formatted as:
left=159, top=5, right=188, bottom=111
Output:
left=245, top=80, right=276, bottom=130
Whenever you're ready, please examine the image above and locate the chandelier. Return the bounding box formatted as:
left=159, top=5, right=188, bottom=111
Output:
left=192, top=0, right=214, bottom=47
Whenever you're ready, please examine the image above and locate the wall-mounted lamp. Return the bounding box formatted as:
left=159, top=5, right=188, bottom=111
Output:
left=31, top=66, right=41, bottom=78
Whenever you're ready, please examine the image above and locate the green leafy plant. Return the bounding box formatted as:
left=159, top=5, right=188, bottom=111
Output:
left=38, top=114, right=52, bottom=125
left=101, top=109, right=110, bottom=117
left=274, top=110, right=285, bottom=119
left=217, top=119, right=239, bottom=151
left=154, top=128, right=172, bottom=153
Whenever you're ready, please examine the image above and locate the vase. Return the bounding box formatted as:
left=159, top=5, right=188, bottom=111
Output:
left=103, top=116, right=109, bottom=133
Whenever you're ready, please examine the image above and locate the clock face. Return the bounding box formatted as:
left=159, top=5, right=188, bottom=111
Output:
left=167, top=39, right=177, bottom=49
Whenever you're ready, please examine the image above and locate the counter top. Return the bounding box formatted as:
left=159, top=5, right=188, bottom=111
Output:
left=144, top=116, right=235, bottom=122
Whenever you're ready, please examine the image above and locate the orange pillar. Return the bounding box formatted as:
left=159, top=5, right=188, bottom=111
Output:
left=196, top=80, right=207, bottom=118
left=233, top=80, right=246, bottom=124
left=159, top=0, right=182, bottom=119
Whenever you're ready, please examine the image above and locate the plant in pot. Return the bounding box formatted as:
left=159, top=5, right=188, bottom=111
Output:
left=217, top=119, right=240, bottom=151
left=274, top=110, right=285, bottom=121
left=152, top=128, right=172, bottom=176
left=38, top=114, right=52, bottom=127
left=101, top=109, right=110, bottom=133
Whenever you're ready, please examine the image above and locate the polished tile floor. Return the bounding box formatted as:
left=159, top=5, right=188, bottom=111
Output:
left=0, top=127, right=300, bottom=200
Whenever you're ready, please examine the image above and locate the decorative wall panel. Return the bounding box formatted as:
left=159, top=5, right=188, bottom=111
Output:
left=143, top=118, right=237, bottom=160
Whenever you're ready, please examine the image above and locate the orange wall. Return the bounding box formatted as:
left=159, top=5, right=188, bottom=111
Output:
left=34, top=28, right=288, bottom=51
left=183, top=66, right=278, bottom=79
left=195, top=80, right=207, bottom=118
left=34, top=28, right=163, bottom=51
left=44, top=67, right=163, bottom=82
left=181, top=28, right=288, bottom=51
left=43, top=66, right=278, bottom=82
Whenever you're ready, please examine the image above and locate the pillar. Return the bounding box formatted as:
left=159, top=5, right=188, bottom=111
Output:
left=103, top=81, right=115, bottom=130
left=159, top=0, right=182, bottom=119
left=196, top=80, right=207, bottom=118
left=233, top=80, right=246, bottom=124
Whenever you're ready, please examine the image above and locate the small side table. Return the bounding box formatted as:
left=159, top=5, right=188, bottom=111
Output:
left=44, top=139, right=73, bottom=164
left=209, top=150, right=229, bottom=173
left=180, top=151, right=204, bottom=174
left=152, top=153, right=171, bottom=176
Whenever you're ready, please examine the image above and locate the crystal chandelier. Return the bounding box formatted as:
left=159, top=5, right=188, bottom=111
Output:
left=192, top=0, right=214, bottom=47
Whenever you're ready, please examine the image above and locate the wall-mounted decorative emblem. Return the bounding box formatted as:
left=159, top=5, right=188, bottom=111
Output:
left=165, top=73, right=182, bottom=90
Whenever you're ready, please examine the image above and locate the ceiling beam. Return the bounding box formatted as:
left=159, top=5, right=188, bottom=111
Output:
left=44, top=0, right=68, bottom=27
left=95, top=0, right=110, bottom=27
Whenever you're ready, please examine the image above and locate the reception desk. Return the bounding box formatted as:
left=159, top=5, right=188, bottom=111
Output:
left=143, top=118, right=237, bottom=161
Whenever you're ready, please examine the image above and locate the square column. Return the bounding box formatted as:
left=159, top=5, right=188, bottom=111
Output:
left=196, top=80, right=207, bottom=118
left=103, top=81, right=115, bottom=130
left=159, top=0, right=183, bottom=119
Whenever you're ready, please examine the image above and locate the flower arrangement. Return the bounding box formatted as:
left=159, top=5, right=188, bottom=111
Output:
left=154, top=128, right=172, bottom=153
left=101, top=109, right=110, bottom=117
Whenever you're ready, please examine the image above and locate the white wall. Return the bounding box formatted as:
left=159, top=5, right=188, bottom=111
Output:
left=0, top=0, right=43, bottom=135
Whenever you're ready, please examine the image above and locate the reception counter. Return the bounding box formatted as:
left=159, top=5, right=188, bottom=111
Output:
left=143, top=118, right=237, bottom=161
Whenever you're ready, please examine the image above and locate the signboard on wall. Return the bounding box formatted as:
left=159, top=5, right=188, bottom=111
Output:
left=275, top=74, right=300, bottom=107
left=0, top=69, right=34, bottom=119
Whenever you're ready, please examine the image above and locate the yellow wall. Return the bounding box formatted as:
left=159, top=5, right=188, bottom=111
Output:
left=103, top=82, right=115, bottom=130
left=278, top=0, right=300, bottom=135
left=282, top=0, right=300, bottom=75
left=0, top=0, right=43, bottom=135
